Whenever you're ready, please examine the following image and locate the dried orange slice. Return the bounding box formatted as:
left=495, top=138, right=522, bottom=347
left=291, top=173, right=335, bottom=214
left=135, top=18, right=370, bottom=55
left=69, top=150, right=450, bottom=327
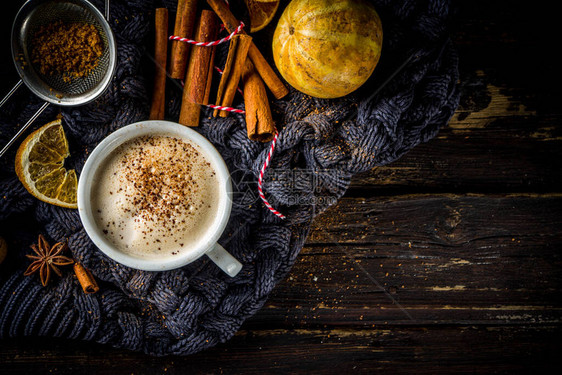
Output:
left=15, top=118, right=77, bottom=209
left=244, top=0, right=280, bottom=32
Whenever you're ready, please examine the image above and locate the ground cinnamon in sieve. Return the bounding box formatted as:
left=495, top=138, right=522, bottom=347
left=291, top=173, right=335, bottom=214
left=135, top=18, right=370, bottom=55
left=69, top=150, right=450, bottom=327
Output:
left=31, top=21, right=103, bottom=83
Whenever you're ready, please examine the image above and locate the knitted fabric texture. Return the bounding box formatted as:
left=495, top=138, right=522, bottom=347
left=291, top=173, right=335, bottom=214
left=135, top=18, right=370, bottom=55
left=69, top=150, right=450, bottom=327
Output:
left=0, top=0, right=460, bottom=355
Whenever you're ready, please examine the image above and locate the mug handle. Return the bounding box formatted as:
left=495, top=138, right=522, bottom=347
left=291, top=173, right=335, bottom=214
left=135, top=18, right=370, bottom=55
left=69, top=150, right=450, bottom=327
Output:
left=206, top=243, right=242, bottom=277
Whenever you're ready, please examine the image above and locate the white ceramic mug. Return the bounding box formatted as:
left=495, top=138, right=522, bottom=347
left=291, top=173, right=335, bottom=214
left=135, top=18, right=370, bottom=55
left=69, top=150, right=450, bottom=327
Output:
left=77, top=120, right=242, bottom=277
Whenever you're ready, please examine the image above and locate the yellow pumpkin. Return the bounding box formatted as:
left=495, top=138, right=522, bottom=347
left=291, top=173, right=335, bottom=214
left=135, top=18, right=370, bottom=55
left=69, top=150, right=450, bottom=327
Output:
left=272, top=0, right=383, bottom=99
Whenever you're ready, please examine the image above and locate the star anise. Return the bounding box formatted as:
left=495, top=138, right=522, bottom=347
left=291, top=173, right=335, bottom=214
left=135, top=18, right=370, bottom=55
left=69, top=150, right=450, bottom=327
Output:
left=24, top=234, right=74, bottom=287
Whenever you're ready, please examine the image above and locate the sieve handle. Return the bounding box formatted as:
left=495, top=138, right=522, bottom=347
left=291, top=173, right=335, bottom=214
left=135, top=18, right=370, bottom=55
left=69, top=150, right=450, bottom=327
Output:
left=0, top=80, right=23, bottom=109
left=0, top=101, right=50, bottom=159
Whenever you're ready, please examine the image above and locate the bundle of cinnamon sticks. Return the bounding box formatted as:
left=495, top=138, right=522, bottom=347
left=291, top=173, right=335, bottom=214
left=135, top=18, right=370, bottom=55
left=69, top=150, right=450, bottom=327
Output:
left=149, top=0, right=288, bottom=142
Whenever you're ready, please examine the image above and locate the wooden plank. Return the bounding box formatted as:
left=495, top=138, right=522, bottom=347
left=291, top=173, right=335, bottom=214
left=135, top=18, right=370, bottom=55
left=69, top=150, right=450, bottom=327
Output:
left=308, top=194, right=562, bottom=246
left=350, top=113, right=562, bottom=193
left=307, top=194, right=562, bottom=251
left=239, top=194, right=562, bottom=328
left=254, top=246, right=562, bottom=327
left=0, top=326, right=560, bottom=374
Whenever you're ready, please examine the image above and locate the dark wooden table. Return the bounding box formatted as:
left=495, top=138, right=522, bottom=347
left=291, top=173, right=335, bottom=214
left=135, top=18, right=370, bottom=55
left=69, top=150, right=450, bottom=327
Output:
left=1, top=1, right=561, bottom=373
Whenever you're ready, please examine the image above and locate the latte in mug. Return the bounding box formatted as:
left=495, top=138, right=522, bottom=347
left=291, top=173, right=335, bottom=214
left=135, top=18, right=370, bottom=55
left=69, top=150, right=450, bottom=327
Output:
left=91, top=134, right=220, bottom=259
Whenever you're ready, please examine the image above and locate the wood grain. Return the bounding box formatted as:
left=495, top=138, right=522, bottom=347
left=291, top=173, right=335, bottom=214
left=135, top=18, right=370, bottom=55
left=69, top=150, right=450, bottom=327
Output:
left=0, top=327, right=560, bottom=374
left=0, top=0, right=561, bottom=373
left=351, top=92, right=562, bottom=194
left=253, top=195, right=562, bottom=328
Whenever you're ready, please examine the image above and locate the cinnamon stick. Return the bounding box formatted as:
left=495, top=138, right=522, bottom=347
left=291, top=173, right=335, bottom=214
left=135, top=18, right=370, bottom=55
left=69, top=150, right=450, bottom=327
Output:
left=214, top=34, right=252, bottom=117
left=74, top=263, right=99, bottom=294
left=179, top=10, right=220, bottom=126
left=204, top=45, right=217, bottom=104
left=242, top=60, right=276, bottom=142
left=149, top=8, right=169, bottom=120
left=179, top=63, right=199, bottom=126
left=188, top=11, right=219, bottom=105
left=206, top=0, right=289, bottom=100
left=169, top=0, right=198, bottom=79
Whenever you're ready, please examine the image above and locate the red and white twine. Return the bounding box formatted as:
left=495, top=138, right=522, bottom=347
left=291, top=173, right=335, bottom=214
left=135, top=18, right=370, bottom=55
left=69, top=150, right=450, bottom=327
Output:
left=178, top=78, right=245, bottom=114
left=257, top=132, right=285, bottom=219
left=172, top=21, right=285, bottom=219
left=214, top=66, right=244, bottom=95
left=205, top=104, right=245, bottom=114
left=169, top=22, right=245, bottom=47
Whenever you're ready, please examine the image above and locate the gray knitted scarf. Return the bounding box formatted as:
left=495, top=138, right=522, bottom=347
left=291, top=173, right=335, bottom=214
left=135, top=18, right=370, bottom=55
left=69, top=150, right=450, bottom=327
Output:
left=0, top=0, right=459, bottom=355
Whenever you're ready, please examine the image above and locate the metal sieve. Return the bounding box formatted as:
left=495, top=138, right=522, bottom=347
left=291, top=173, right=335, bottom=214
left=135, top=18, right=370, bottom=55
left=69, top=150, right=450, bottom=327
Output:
left=0, top=0, right=116, bottom=158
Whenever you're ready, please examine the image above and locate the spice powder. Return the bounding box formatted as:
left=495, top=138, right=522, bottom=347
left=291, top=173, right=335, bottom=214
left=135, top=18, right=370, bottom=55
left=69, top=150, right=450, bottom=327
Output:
left=31, top=21, right=103, bottom=83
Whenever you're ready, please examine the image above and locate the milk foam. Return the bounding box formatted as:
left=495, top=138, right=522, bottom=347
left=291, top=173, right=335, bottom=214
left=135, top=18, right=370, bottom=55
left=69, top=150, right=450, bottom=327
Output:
left=91, top=135, right=220, bottom=259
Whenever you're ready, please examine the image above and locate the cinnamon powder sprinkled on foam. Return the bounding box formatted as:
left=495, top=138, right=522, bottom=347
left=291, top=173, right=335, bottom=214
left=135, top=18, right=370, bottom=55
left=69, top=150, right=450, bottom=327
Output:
left=92, top=135, right=219, bottom=258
